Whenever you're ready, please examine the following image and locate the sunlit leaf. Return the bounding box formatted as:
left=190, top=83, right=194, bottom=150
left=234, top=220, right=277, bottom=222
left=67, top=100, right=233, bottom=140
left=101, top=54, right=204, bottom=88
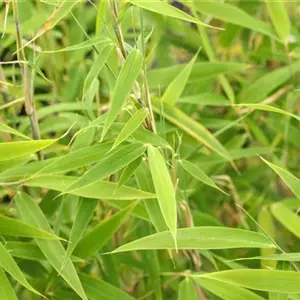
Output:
left=14, top=192, right=87, bottom=300
left=147, top=145, right=177, bottom=244
left=197, top=270, right=300, bottom=294
left=101, top=49, right=143, bottom=140
left=112, top=227, right=274, bottom=252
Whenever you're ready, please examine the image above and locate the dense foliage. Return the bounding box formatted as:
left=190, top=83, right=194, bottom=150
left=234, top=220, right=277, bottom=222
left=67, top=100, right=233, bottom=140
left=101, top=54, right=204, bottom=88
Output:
left=1, top=0, right=300, bottom=299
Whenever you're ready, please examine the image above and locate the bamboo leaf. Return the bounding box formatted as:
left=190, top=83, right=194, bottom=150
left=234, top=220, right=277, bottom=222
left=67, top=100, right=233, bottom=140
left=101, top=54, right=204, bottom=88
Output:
left=64, top=198, right=98, bottom=262
left=0, top=215, right=60, bottom=239
left=0, top=123, right=30, bottom=140
left=197, top=270, right=300, bottom=294
left=24, top=175, right=155, bottom=200
left=235, top=104, right=300, bottom=122
left=42, top=37, right=112, bottom=54
left=0, top=139, right=57, bottom=161
left=194, top=277, right=264, bottom=300
left=147, top=145, right=177, bottom=244
left=112, top=109, right=148, bottom=149
left=101, top=49, right=143, bottom=140
left=161, top=51, right=198, bottom=106
left=239, top=61, right=300, bottom=103
left=21, top=0, right=81, bottom=48
left=179, top=278, right=198, bottom=300
left=74, top=203, right=136, bottom=258
left=130, top=0, right=212, bottom=27
left=0, top=242, right=42, bottom=297
left=152, top=98, right=232, bottom=162
left=118, top=156, right=142, bottom=187
left=135, top=161, right=168, bottom=232
left=14, top=192, right=87, bottom=300
left=80, top=274, right=135, bottom=300
left=82, top=43, right=114, bottom=96
left=260, top=157, right=300, bottom=200
left=111, top=123, right=171, bottom=149
left=62, top=143, right=146, bottom=194
left=148, top=62, right=247, bottom=90
left=112, top=227, right=274, bottom=253
left=271, top=202, right=300, bottom=238
left=192, top=1, right=276, bottom=39
left=265, top=1, right=291, bottom=43
left=179, top=159, right=227, bottom=194
left=0, top=268, right=18, bottom=300
left=0, top=142, right=113, bottom=182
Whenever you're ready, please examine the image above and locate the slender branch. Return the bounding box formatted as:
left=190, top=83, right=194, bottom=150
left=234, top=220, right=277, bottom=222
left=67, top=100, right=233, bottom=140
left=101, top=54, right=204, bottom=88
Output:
left=11, top=0, right=43, bottom=160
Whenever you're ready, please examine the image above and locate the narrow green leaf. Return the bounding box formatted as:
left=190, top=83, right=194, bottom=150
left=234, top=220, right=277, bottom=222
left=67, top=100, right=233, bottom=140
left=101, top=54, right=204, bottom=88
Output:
left=14, top=192, right=87, bottom=300
left=178, top=92, right=230, bottom=106
left=83, top=43, right=114, bottom=96
left=257, top=206, right=276, bottom=268
left=112, top=109, right=148, bottom=149
left=0, top=215, right=60, bottom=239
left=0, top=142, right=113, bottom=182
left=179, top=159, right=227, bottom=194
left=161, top=51, right=198, bottom=106
left=74, top=203, right=136, bottom=258
left=112, top=227, right=274, bottom=253
left=0, top=139, right=57, bottom=161
left=192, top=1, right=276, bottom=39
left=131, top=0, right=211, bottom=27
left=24, top=0, right=81, bottom=46
left=271, top=202, right=300, bottom=238
left=179, top=278, right=198, bottom=300
left=0, top=123, right=30, bottom=140
left=152, top=98, right=232, bottom=162
left=235, top=104, right=300, bottom=122
left=62, top=143, right=146, bottom=194
left=24, top=175, right=155, bottom=200
left=135, top=162, right=168, bottom=232
left=265, top=1, right=290, bottom=43
left=194, top=277, right=264, bottom=300
left=237, top=253, right=300, bottom=263
left=118, top=156, right=142, bottom=187
left=147, top=145, right=177, bottom=244
left=239, top=61, right=300, bottom=103
left=111, top=123, right=171, bottom=149
left=148, top=62, right=247, bottom=90
left=6, top=241, right=83, bottom=263
left=197, top=270, right=300, bottom=294
left=64, top=198, right=98, bottom=261
left=101, top=49, right=143, bottom=140
left=260, top=157, right=300, bottom=200
left=42, top=37, right=111, bottom=54
left=0, top=242, right=41, bottom=296
left=0, top=268, right=18, bottom=300
left=80, top=274, right=135, bottom=300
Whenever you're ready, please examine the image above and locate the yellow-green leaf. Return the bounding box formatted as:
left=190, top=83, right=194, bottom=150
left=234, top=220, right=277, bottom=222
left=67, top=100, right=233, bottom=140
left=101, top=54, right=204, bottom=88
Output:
left=147, top=145, right=177, bottom=244
left=197, top=270, right=300, bottom=294
left=15, top=192, right=87, bottom=300
left=0, top=139, right=57, bottom=161
left=112, top=109, right=148, bottom=149
left=161, top=51, right=198, bottom=106
left=261, top=157, right=300, bottom=200
left=152, top=98, right=232, bottom=162
left=265, top=1, right=291, bottom=43
left=112, top=227, right=274, bottom=253
left=101, top=49, right=143, bottom=140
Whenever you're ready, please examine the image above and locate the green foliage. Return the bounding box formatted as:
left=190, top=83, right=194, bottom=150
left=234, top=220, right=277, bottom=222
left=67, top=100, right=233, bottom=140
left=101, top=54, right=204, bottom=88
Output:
left=0, top=1, right=300, bottom=299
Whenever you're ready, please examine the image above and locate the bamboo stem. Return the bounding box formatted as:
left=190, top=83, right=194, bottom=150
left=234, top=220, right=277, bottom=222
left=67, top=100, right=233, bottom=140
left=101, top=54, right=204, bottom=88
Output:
left=109, top=0, right=156, bottom=132
left=11, top=0, right=43, bottom=160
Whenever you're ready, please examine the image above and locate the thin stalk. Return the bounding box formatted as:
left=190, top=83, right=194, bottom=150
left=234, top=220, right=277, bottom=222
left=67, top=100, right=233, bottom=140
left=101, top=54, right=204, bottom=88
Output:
left=11, top=0, right=43, bottom=160
left=140, top=8, right=156, bottom=133
left=109, top=0, right=156, bottom=132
